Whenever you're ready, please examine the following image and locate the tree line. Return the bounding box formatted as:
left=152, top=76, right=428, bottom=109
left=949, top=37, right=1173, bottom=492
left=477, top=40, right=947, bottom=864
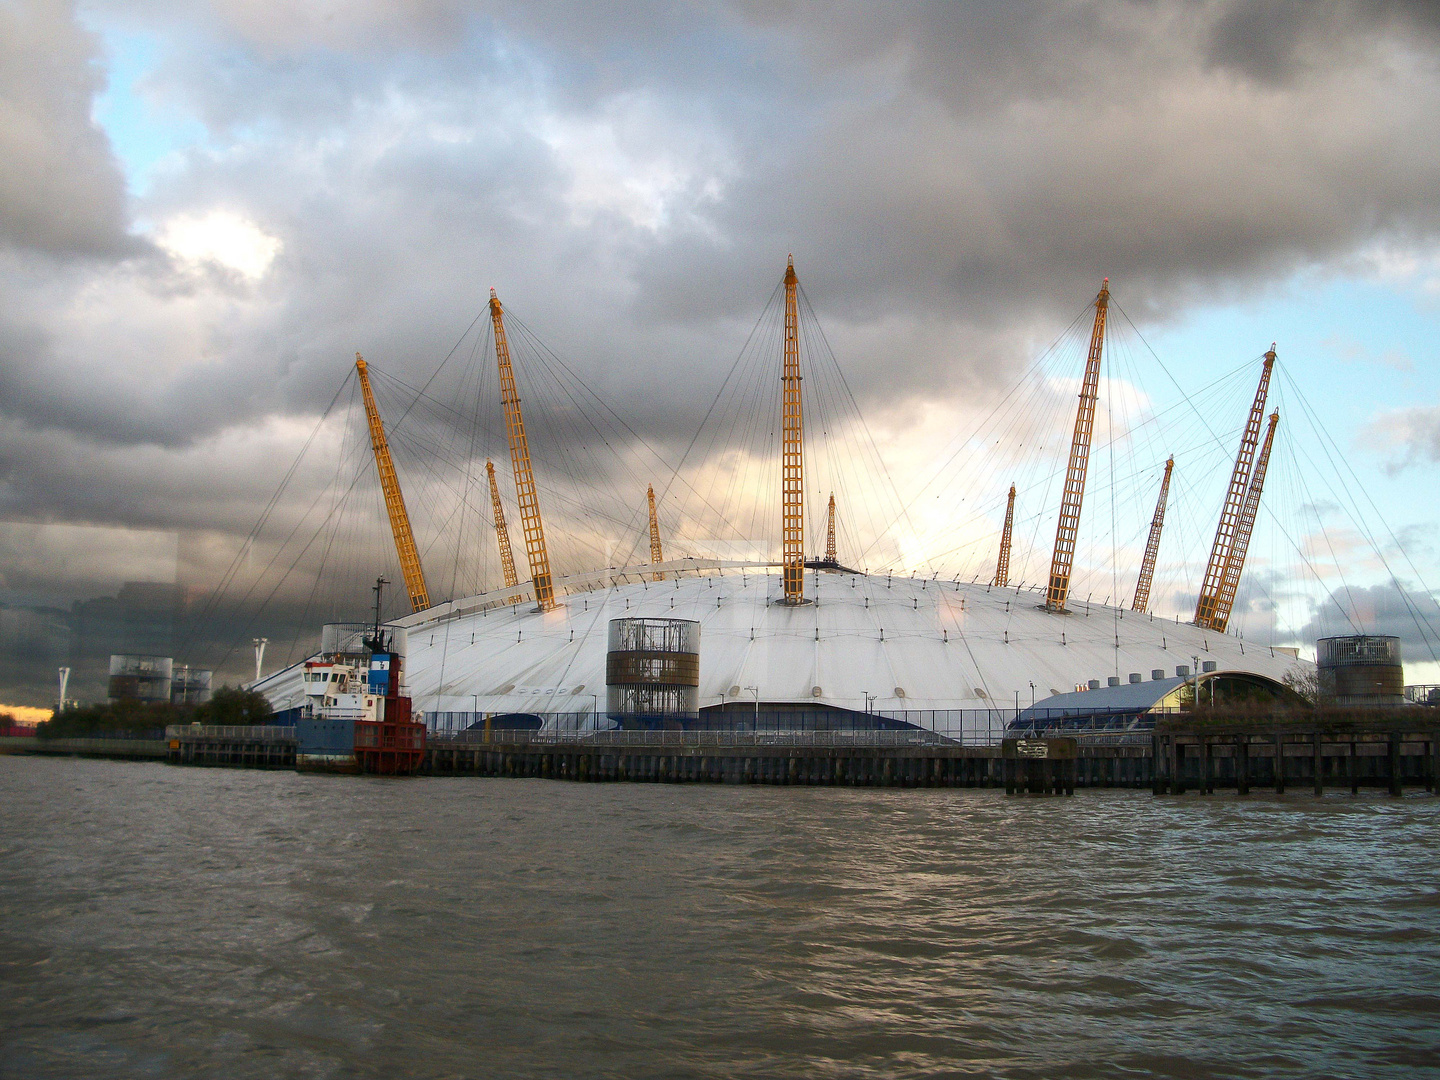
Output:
left=32, top=687, right=274, bottom=738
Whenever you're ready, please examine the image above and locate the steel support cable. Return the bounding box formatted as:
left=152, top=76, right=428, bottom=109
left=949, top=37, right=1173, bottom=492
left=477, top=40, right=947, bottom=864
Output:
left=890, top=300, right=1095, bottom=517
left=503, top=307, right=765, bottom=553
left=922, top=358, right=1203, bottom=578
left=871, top=319, right=1090, bottom=568
left=178, top=371, right=356, bottom=661
left=1259, top=380, right=1366, bottom=633
left=662, top=283, right=789, bottom=567
left=210, top=447, right=380, bottom=675
left=795, top=286, right=912, bottom=558
left=795, top=302, right=873, bottom=560
left=378, top=359, right=632, bottom=579
left=1273, top=414, right=1408, bottom=641
left=284, top=453, right=372, bottom=668
left=517, top=344, right=668, bottom=571
left=1238, top=426, right=1363, bottom=636
left=192, top=384, right=367, bottom=669
left=804, top=317, right=887, bottom=568
left=1274, top=364, right=1439, bottom=662
left=219, top=320, right=487, bottom=673
left=727, top=299, right=785, bottom=549
left=916, top=320, right=1101, bottom=576
left=697, top=298, right=783, bottom=555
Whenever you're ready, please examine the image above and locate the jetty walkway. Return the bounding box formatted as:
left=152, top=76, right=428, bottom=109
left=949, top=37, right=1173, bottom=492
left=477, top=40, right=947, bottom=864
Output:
left=4, top=716, right=1437, bottom=795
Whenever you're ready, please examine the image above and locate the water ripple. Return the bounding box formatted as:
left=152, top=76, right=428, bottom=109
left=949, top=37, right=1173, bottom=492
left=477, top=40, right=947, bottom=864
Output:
left=1, top=757, right=1437, bottom=1078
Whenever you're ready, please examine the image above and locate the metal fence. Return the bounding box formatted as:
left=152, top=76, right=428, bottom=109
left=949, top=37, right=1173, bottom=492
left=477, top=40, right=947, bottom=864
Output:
left=429, top=728, right=957, bottom=749
left=164, top=725, right=297, bottom=742
left=34, top=727, right=167, bottom=741
left=420, top=707, right=1168, bottom=746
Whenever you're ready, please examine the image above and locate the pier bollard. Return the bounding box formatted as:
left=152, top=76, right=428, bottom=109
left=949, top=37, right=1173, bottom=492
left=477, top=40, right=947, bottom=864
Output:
left=1314, top=732, right=1324, bottom=797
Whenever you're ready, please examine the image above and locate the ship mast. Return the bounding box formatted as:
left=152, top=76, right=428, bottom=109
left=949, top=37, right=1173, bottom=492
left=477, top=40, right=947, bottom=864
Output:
left=781, top=256, right=805, bottom=603
left=1131, top=456, right=1173, bottom=614
left=489, top=290, right=556, bottom=612
left=1045, top=279, right=1109, bottom=612
left=993, top=483, right=1016, bottom=588
left=355, top=353, right=430, bottom=612
left=1208, top=411, right=1279, bottom=633
left=486, top=460, right=523, bottom=604
left=1195, top=347, right=1275, bottom=629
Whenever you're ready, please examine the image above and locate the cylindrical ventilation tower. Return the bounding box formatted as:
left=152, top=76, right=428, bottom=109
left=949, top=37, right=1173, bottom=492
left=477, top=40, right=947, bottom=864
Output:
left=1316, top=635, right=1403, bottom=706
left=170, top=666, right=213, bottom=705
left=606, top=618, right=700, bottom=728
left=108, top=654, right=174, bottom=703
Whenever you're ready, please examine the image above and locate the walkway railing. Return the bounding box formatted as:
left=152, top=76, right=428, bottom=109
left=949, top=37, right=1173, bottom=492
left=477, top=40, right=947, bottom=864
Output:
left=165, top=725, right=297, bottom=742
left=430, top=729, right=959, bottom=749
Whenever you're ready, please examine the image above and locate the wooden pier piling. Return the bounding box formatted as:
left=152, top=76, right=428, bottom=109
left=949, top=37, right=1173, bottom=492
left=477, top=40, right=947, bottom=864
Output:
left=1151, top=717, right=1436, bottom=796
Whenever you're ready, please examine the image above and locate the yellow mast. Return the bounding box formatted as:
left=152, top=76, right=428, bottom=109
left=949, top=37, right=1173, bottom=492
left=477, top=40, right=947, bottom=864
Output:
left=1131, top=456, right=1173, bottom=613
left=824, top=493, right=837, bottom=564
left=647, top=484, right=664, bottom=581
left=993, top=483, right=1016, bottom=588
left=1045, top=279, right=1109, bottom=612
left=781, top=256, right=805, bottom=603
left=486, top=460, right=522, bottom=603
left=489, top=289, right=556, bottom=612
left=354, top=353, right=430, bottom=612
left=1195, top=347, right=1275, bottom=629
left=1208, top=411, right=1279, bottom=633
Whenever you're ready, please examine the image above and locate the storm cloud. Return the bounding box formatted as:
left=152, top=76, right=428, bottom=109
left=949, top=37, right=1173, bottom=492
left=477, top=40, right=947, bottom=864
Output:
left=1, top=0, right=1439, bottom=669
left=0, top=0, right=134, bottom=254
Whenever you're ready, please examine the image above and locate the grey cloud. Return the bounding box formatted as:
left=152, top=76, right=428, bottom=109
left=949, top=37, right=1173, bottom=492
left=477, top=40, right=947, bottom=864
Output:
left=1363, top=404, right=1440, bottom=474
left=0, top=0, right=134, bottom=255
left=1298, top=580, right=1440, bottom=665
left=0, top=0, right=1438, bottom=619
left=1207, top=0, right=1440, bottom=83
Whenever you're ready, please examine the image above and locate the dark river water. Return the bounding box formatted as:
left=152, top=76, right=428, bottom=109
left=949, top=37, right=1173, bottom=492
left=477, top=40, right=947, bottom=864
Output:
left=2, top=756, right=1438, bottom=1079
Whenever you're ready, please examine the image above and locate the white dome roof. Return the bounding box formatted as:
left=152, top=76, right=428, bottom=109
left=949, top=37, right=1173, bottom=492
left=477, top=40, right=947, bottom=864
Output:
left=356, top=565, right=1303, bottom=725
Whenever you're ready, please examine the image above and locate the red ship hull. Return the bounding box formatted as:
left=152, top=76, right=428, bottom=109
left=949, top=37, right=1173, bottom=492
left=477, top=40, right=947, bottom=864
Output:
left=354, top=696, right=425, bottom=775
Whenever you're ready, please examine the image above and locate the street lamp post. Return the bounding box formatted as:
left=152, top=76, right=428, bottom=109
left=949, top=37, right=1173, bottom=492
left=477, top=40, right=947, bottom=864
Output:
left=744, top=685, right=759, bottom=731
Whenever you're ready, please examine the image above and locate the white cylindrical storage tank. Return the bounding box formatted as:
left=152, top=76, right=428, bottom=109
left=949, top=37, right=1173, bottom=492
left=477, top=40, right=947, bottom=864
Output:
left=606, top=618, right=700, bottom=727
